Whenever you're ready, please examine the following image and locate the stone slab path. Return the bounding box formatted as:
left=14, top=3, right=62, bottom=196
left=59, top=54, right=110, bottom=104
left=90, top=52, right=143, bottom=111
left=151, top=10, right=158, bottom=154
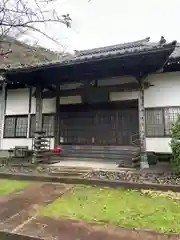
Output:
left=0, top=182, right=179, bottom=240
left=0, top=182, right=72, bottom=235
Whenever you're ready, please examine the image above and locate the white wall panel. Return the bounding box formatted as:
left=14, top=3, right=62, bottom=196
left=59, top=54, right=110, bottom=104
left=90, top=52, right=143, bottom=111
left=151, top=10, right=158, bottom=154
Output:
left=1, top=138, right=54, bottom=150
left=146, top=138, right=171, bottom=153
left=42, top=98, right=56, bottom=113
left=145, top=72, right=180, bottom=108
left=1, top=139, right=32, bottom=150
left=110, top=91, right=138, bottom=101
left=60, top=95, right=82, bottom=104
left=31, top=97, right=56, bottom=114
left=6, top=88, right=29, bottom=115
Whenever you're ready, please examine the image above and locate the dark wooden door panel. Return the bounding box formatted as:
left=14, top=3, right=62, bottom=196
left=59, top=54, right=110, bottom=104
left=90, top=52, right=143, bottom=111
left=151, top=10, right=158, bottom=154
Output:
left=60, top=103, right=138, bottom=146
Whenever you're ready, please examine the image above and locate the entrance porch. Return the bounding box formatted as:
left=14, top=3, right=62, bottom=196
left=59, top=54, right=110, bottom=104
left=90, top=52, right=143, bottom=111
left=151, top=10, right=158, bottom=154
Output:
left=58, top=100, right=140, bottom=167
left=60, top=100, right=138, bottom=146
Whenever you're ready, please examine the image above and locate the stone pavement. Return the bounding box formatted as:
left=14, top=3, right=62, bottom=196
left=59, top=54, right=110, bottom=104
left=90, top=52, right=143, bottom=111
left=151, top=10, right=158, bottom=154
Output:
left=0, top=182, right=72, bottom=235
left=16, top=217, right=180, bottom=240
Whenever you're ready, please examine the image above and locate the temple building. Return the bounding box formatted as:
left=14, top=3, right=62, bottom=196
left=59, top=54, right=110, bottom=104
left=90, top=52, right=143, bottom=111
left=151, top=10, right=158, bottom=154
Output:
left=0, top=37, right=179, bottom=168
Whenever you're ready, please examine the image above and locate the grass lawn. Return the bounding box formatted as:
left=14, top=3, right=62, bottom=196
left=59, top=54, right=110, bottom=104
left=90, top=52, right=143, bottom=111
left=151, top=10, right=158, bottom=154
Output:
left=41, top=185, right=180, bottom=233
left=0, top=179, right=31, bottom=196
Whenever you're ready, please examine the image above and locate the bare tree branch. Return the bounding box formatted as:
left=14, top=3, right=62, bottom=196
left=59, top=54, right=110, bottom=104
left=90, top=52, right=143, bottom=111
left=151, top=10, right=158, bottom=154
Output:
left=0, top=0, right=72, bottom=58
left=0, top=48, right=12, bottom=55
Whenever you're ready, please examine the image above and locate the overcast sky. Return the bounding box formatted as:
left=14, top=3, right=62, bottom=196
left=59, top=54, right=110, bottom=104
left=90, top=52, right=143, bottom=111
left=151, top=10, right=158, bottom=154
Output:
left=30, top=0, right=179, bottom=53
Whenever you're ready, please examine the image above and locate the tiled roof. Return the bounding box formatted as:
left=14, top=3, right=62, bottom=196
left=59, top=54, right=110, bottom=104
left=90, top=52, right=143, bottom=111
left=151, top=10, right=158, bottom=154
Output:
left=169, top=43, right=180, bottom=60
left=1, top=37, right=178, bottom=72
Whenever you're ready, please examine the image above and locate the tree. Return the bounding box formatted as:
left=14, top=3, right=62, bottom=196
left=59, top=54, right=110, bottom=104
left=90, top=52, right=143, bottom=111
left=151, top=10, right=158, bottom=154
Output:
left=170, top=115, right=180, bottom=174
left=0, top=0, right=72, bottom=57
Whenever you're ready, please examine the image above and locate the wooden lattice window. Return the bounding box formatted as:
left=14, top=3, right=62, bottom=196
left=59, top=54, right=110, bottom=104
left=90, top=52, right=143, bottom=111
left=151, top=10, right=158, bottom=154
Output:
left=164, top=107, right=180, bottom=136
left=43, top=114, right=55, bottom=137
left=146, top=107, right=180, bottom=137
left=145, top=109, right=164, bottom=137
left=30, top=114, right=55, bottom=137
left=4, top=115, right=28, bottom=138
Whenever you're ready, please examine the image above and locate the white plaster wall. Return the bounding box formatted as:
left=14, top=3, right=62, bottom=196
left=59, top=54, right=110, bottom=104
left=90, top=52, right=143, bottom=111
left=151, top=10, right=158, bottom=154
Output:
left=60, top=95, right=82, bottom=104
left=6, top=88, right=29, bottom=115
left=31, top=97, right=56, bottom=114
left=3, top=87, right=55, bottom=150
left=1, top=138, right=54, bottom=150
left=42, top=98, right=56, bottom=113
left=146, top=138, right=171, bottom=153
left=1, top=139, right=32, bottom=150
left=145, top=72, right=180, bottom=107
left=110, top=91, right=138, bottom=101
left=110, top=72, right=180, bottom=106
left=109, top=72, right=180, bottom=153
left=6, top=88, right=56, bottom=114
left=144, top=72, right=180, bottom=153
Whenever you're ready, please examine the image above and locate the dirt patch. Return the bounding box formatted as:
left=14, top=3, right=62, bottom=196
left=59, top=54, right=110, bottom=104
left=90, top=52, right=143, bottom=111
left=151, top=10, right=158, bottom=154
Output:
left=18, top=217, right=180, bottom=240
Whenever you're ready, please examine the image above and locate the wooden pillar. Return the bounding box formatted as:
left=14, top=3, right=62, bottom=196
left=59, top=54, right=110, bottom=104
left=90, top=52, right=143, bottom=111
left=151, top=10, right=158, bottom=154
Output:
left=35, top=85, right=43, bottom=132
left=32, top=85, right=43, bottom=163
left=54, top=84, right=60, bottom=147
left=138, top=78, right=149, bottom=169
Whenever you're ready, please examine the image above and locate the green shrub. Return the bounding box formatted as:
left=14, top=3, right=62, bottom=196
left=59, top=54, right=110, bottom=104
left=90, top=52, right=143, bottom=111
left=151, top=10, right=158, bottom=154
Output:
left=170, top=115, right=180, bottom=174
left=156, top=153, right=171, bottom=162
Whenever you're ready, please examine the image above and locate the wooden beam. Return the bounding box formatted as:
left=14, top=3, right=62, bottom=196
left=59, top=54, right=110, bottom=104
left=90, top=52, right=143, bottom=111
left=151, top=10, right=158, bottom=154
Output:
left=59, top=81, right=151, bottom=97
left=45, top=85, right=56, bottom=92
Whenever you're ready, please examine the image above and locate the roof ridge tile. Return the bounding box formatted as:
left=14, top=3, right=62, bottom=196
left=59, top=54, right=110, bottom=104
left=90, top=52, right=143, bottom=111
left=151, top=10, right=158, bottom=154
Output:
left=76, top=37, right=150, bottom=57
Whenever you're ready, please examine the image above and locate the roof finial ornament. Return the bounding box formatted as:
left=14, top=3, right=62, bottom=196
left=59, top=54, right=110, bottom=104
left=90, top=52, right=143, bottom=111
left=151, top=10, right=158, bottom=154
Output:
left=159, top=36, right=166, bottom=45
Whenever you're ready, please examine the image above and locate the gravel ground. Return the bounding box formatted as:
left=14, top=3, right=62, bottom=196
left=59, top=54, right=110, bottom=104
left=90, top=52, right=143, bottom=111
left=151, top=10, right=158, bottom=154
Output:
left=86, top=170, right=180, bottom=185
left=141, top=189, right=180, bottom=200
left=1, top=164, right=180, bottom=186
left=0, top=165, right=51, bottom=175
left=0, top=165, right=89, bottom=177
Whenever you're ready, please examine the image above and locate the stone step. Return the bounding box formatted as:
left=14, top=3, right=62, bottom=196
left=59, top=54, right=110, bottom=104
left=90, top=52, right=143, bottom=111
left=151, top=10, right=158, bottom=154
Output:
left=60, top=154, right=137, bottom=161
left=58, top=145, right=141, bottom=168
left=62, top=145, right=139, bottom=151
